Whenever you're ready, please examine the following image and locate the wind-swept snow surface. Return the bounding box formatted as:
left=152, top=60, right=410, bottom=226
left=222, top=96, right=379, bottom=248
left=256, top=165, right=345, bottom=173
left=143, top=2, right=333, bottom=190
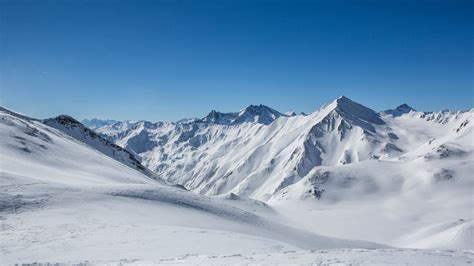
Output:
left=99, top=249, right=473, bottom=265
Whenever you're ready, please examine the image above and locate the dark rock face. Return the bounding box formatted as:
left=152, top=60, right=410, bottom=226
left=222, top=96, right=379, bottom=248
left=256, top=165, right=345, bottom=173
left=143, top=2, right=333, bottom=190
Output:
left=307, top=171, right=330, bottom=199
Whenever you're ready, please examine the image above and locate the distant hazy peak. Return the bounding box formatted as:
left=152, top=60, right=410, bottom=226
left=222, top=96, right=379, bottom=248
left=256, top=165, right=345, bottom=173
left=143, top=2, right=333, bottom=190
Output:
left=397, top=103, right=415, bottom=110
left=82, top=118, right=119, bottom=130
left=382, top=103, right=416, bottom=117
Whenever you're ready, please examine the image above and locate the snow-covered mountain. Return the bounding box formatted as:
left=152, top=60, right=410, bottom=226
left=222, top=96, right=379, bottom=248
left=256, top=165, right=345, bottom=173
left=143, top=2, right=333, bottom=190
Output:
left=89, top=96, right=473, bottom=202
left=0, top=105, right=389, bottom=264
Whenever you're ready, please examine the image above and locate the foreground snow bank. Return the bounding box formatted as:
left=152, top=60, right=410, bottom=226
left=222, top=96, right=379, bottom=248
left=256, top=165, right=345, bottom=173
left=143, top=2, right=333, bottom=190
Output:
left=28, top=249, right=474, bottom=265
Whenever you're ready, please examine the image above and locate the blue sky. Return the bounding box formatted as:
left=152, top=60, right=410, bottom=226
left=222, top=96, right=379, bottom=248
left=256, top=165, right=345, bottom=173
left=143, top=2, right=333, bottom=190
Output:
left=1, top=0, right=473, bottom=121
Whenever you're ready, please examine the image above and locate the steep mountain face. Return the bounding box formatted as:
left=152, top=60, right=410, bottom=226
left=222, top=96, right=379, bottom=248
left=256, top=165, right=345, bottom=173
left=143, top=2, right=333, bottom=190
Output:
left=87, top=96, right=474, bottom=202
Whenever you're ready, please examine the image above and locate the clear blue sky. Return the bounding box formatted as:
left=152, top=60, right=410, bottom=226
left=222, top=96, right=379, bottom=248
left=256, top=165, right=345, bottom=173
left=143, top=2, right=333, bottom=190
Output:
left=1, top=0, right=473, bottom=121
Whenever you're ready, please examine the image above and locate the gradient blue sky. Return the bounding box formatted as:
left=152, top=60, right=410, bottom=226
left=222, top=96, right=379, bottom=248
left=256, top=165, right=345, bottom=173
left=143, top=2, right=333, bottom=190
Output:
left=1, top=0, right=473, bottom=121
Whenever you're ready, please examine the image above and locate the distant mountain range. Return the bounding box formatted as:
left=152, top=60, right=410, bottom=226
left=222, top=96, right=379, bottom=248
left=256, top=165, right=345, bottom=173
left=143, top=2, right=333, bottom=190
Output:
left=81, top=96, right=473, bottom=203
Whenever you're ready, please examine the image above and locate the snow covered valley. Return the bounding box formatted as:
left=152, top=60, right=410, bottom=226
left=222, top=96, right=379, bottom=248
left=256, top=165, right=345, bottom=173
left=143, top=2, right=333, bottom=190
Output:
left=1, top=97, right=473, bottom=264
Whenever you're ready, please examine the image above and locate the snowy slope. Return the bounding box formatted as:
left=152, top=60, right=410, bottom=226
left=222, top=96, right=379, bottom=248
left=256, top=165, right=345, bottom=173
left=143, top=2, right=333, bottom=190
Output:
left=396, top=219, right=473, bottom=249
left=272, top=141, right=473, bottom=248
left=43, top=115, right=160, bottom=181
left=0, top=108, right=157, bottom=186
left=108, top=249, right=473, bottom=265
left=0, top=107, right=388, bottom=264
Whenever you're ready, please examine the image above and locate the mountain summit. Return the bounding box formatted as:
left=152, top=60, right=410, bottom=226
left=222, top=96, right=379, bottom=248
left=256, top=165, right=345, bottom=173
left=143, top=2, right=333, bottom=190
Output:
left=234, top=104, right=284, bottom=125
left=383, top=103, right=416, bottom=117
left=326, top=96, right=385, bottom=125
left=201, top=104, right=284, bottom=125
left=316, top=96, right=385, bottom=131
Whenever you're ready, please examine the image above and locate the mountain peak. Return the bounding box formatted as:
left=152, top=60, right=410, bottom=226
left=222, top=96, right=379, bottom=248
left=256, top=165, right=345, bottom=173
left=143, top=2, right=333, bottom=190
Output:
left=52, top=115, right=84, bottom=127
left=333, top=95, right=359, bottom=106
left=239, top=104, right=274, bottom=114
left=383, top=103, right=416, bottom=117
left=235, top=104, right=283, bottom=125
left=336, top=95, right=350, bottom=101
left=201, top=110, right=237, bottom=125
left=397, top=103, right=414, bottom=110
left=201, top=104, right=283, bottom=125
left=321, top=96, right=385, bottom=128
